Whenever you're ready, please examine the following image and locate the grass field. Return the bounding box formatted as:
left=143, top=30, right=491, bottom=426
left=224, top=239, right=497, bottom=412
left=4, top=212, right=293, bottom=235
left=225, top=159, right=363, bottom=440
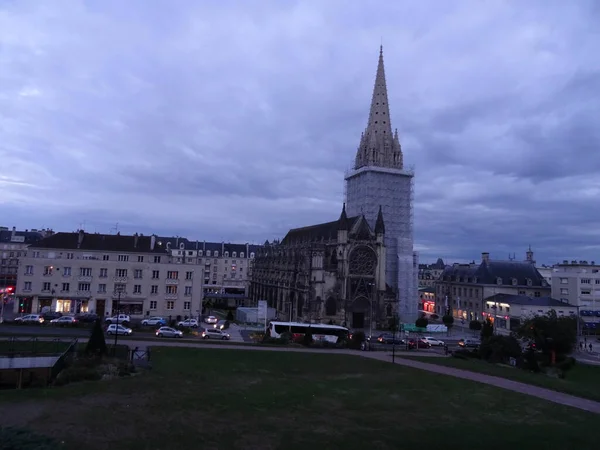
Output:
left=0, top=338, right=74, bottom=355
left=401, top=354, right=600, bottom=402
left=0, top=348, right=598, bottom=450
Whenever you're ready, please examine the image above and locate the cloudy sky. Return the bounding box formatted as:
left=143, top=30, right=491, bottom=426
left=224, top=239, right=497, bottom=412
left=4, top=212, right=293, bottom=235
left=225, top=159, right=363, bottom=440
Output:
left=1, top=0, right=599, bottom=264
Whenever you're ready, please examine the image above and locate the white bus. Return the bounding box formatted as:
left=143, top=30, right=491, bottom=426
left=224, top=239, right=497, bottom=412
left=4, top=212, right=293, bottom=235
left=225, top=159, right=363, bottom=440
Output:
left=267, top=321, right=349, bottom=344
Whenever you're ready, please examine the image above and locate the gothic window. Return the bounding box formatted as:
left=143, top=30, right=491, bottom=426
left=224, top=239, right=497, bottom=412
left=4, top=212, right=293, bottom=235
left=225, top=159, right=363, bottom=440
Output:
left=349, top=247, right=377, bottom=276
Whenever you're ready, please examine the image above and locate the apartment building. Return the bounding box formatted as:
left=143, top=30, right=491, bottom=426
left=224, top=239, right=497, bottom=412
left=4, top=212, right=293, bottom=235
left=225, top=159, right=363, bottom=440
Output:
left=434, top=249, right=550, bottom=324
left=1, top=227, right=51, bottom=291
left=551, top=260, right=600, bottom=332
left=418, top=258, right=446, bottom=288
left=14, top=230, right=260, bottom=319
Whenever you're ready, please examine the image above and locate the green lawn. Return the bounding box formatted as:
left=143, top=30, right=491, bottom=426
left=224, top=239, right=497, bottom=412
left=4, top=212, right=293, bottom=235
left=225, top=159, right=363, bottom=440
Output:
left=0, top=348, right=598, bottom=450
left=0, top=338, right=74, bottom=355
left=401, top=355, right=600, bottom=402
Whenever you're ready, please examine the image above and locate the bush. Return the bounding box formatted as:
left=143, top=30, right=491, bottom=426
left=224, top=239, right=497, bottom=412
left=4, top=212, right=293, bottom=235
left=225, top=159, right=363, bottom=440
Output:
left=0, top=427, right=61, bottom=450
left=479, top=335, right=522, bottom=364
left=442, top=315, right=454, bottom=327
left=415, top=315, right=428, bottom=328
left=86, top=319, right=107, bottom=357
left=452, top=348, right=480, bottom=359
left=469, top=320, right=482, bottom=332
left=54, top=365, right=102, bottom=386
left=348, top=331, right=366, bottom=350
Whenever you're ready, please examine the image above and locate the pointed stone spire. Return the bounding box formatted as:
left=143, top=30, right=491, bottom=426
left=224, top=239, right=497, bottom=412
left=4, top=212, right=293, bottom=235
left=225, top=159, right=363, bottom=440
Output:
left=375, top=205, right=385, bottom=234
left=338, top=203, right=349, bottom=231
left=353, top=46, right=404, bottom=170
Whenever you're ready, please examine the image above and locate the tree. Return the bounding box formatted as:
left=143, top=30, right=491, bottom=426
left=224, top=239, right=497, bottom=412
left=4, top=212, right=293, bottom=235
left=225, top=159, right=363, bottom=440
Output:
left=85, top=319, right=107, bottom=357
left=481, top=318, right=494, bottom=340
left=415, top=315, right=428, bottom=329
left=479, top=334, right=521, bottom=363
left=388, top=315, right=400, bottom=332
left=469, top=320, right=482, bottom=333
left=515, top=310, right=577, bottom=365
left=226, top=310, right=234, bottom=321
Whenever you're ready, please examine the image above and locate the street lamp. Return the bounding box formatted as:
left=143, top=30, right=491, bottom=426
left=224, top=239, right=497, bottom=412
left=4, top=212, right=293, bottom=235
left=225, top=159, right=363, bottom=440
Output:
left=113, top=287, right=123, bottom=356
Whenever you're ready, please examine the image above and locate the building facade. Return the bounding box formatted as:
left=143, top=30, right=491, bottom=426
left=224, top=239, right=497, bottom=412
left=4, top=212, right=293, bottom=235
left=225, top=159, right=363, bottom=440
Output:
left=550, top=260, right=600, bottom=332
left=249, top=205, right=390, bottom=329
left=418, top=258, right=446, bottom=288
left=344, top=46, right=418, bottom=323
left=434, top=250, right=550, bottom=323
left=14, top=230, right=260, bottom=318
left=483, top=293, right=577, bottom=333
left=1, top=227, right=51, bottom=291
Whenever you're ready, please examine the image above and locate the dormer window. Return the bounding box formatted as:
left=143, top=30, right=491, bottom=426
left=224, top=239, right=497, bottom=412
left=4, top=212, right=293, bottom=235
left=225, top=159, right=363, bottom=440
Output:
left=198, top=250, right=203, bottom=256
left=214, top=251, right=219, bottom=257
left=250, top=252, right=255, bottom=259
left=496, top=277, right=502, bottom=285
left=240, top=252, right=245, bottom=258
left=232, top=252, right=237, bottom=258
left=473, top=277, right=478, bottom=283
left=512, top=278, right=518, bottom=286
left=527, top=278, right=533, bottom=286
left=224, top=251, right=229, bottom=257
left=206, top=251, right=211, bottom=257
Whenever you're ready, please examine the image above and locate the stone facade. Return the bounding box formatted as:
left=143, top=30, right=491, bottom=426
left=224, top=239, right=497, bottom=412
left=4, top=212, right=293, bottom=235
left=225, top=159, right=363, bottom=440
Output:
left=249, top=205, right=391, bottom=330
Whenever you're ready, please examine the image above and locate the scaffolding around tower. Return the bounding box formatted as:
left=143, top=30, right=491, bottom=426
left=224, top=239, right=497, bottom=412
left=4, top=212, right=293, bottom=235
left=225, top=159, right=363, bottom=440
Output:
left=343, top=164, right=418, bottom=322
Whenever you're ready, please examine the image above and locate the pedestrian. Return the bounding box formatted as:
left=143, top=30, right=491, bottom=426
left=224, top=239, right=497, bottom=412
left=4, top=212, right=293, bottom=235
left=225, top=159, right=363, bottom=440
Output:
left=589, top=343, right=593, bottom=353
left=580, top=341, right=584, bottom=351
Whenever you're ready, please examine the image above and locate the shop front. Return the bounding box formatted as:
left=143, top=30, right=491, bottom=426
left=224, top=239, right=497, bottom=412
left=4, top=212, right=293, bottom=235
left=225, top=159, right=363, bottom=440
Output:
left=111, top=299, right=144, bottom=317
left=54, top=297, right=93, bottom=314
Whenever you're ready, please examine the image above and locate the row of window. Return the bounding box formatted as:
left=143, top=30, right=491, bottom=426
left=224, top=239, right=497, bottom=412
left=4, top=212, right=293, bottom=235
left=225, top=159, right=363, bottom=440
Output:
left=23, top=281, right=195, bottom=296
left=29, top=251, right=256, bottom=261
left=149, top=300, right=191, bottom=310
left=28, top=266, right=196, bottom=280
left=561, top=278, right=600, bottom=284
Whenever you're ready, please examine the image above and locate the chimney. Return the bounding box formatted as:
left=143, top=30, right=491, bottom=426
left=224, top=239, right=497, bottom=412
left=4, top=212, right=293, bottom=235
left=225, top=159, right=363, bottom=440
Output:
left=134, top=233, right=139, bottom=249
left=150, top=235, right=156, bottom=251
left=482, top=252, right=490, bottom=264
left=11, top=226, right=16, bottom=238
left=77, top=229, right=84, bottom=249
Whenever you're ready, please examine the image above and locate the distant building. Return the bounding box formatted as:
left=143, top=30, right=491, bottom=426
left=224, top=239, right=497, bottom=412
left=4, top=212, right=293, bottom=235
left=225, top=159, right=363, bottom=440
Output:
left=483, top=293, right=577, bottom=333
left=418, top=258, right=445, bottom=287
left=1, top=226, right=51, bottom=291
left=249, top=205, right=391, bottom=330
left=14, top=230, right=260, bottom=318
left=550, top=259, right=600, bottom=333
left=434, top=249, right=550, bottom=323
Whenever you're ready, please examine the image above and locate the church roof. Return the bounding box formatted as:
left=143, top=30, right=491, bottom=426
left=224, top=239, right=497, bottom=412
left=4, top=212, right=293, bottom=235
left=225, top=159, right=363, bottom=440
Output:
left=282, top=216, right=361, bottom=245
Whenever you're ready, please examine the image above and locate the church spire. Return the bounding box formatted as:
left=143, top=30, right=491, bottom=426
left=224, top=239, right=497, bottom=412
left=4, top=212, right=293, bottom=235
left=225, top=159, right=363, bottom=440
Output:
left=353, top=46, right=404, bottom=170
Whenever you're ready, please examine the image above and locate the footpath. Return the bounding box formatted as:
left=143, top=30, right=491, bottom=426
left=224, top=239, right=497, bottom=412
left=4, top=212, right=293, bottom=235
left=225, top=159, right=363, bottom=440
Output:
left=124, top=340, right=600, bottom=414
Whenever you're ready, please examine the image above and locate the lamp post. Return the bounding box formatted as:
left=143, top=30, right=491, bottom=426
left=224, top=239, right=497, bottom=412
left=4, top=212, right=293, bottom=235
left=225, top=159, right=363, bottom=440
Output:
left=113, top=287, right=123, bottom=356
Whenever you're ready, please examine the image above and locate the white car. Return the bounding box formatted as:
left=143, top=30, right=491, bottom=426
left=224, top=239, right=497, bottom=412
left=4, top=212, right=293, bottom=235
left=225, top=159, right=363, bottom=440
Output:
left=204, top=316, right=218, bottom=324
left=201, top=328, right=230, bottom=340
left=177, top=319, right=199, bottom=328
left=422, top=336, right=445, bottom=346
left=156, top=327, right=183, bottom=338
left=50, top=316, right=78, bottom=325
left=106, top=324, right=133, bottom=336
left=14, top=314, right=44, bottom=324
left=105, top=314, right=131, bottom=325
left=142, top=316, right=166, bottom=326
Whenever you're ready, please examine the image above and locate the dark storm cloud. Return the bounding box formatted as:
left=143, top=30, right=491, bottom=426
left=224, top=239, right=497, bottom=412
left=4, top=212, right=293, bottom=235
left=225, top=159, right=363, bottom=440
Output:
left=1, top=0, right=600, bottom=264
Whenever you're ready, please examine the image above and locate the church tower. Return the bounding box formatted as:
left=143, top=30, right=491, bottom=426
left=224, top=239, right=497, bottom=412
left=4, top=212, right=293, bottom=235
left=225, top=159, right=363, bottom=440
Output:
left=344, top=46, right=418, bottom=322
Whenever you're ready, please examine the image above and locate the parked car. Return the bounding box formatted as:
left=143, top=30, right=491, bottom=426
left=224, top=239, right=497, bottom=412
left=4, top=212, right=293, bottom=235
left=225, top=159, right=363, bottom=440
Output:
left=42, top=312, right=62, bottom=322
left=422, top=336, right=445, bottom=347
left=201, top=328, right=230, bottom=340
left=14, top=314, right=44, bottom=324
left=156, top=326, right=183, bottom=338
left=106, top=324, right=133, bottom=336
left=105, top=314, right=131, bottom=325
left=142, top=316, right=167, bottom=327
left=75, top=313, right=99, bottom=323
left=204, top=316, right=218, bottom=324
left=50, top=316, right=78, bottom=326
left=376, top=333, right=405, bottom=345
left=213, top=320, right=230, bottom=330
left=458, top=338, right=481, bottom=349
left=177, top=319, right=199, bottom=328
left=408, top=339, right=431, bottom=350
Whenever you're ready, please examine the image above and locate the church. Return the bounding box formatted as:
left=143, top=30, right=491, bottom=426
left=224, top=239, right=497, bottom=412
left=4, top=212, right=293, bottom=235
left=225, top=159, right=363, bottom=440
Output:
left=249, top=46, right=418, bottom=329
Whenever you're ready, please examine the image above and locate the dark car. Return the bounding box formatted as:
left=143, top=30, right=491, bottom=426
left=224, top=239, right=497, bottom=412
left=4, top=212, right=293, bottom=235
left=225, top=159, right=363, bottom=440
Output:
left=458, top=338, right=481, bottom=349
left=408, top=338, right=431, bottom=350
left=42, top=311, right=62, bottom=322
left=75, top=313, right=99, bottom=324
left=214, top=320, right=230, bottom=330
left=376, top=333, right=405, bottom=345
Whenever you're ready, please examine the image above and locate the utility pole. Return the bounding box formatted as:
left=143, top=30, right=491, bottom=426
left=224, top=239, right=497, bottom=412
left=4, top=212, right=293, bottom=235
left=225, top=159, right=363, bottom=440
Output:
left=113, top=288, right=122, bottom=356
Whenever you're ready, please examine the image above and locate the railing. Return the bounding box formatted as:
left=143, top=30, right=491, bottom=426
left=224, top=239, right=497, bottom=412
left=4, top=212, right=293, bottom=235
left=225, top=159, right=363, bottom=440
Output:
left=166, top=279, right=179, bottom=285
left=78, top=275, right=93, bottom=282
left=49, top=339, right=78, bottom=380
left=113, top=276, right=129, bottom=283
left=0, top=337, right=78, bottom=357
left=165, top=293, right=178, bottom=300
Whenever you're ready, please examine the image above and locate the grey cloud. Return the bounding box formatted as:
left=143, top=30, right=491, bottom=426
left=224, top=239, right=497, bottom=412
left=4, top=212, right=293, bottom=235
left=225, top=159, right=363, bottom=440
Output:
left=2, top=1, right=600, bottom=265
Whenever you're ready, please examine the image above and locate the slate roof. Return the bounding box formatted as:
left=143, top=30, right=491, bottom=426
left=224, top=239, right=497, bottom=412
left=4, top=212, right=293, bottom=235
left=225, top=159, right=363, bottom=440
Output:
left=440, top=264, right=478, bottom=281
left=474, top=260, right=547, bottom=286
left=485, top=293, right=574, bottom=308
left=0, top=229, right=46, bottom=245
left=282, top=216, right=361, bottom=245
left=31, top=232, right=170, bottom=254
